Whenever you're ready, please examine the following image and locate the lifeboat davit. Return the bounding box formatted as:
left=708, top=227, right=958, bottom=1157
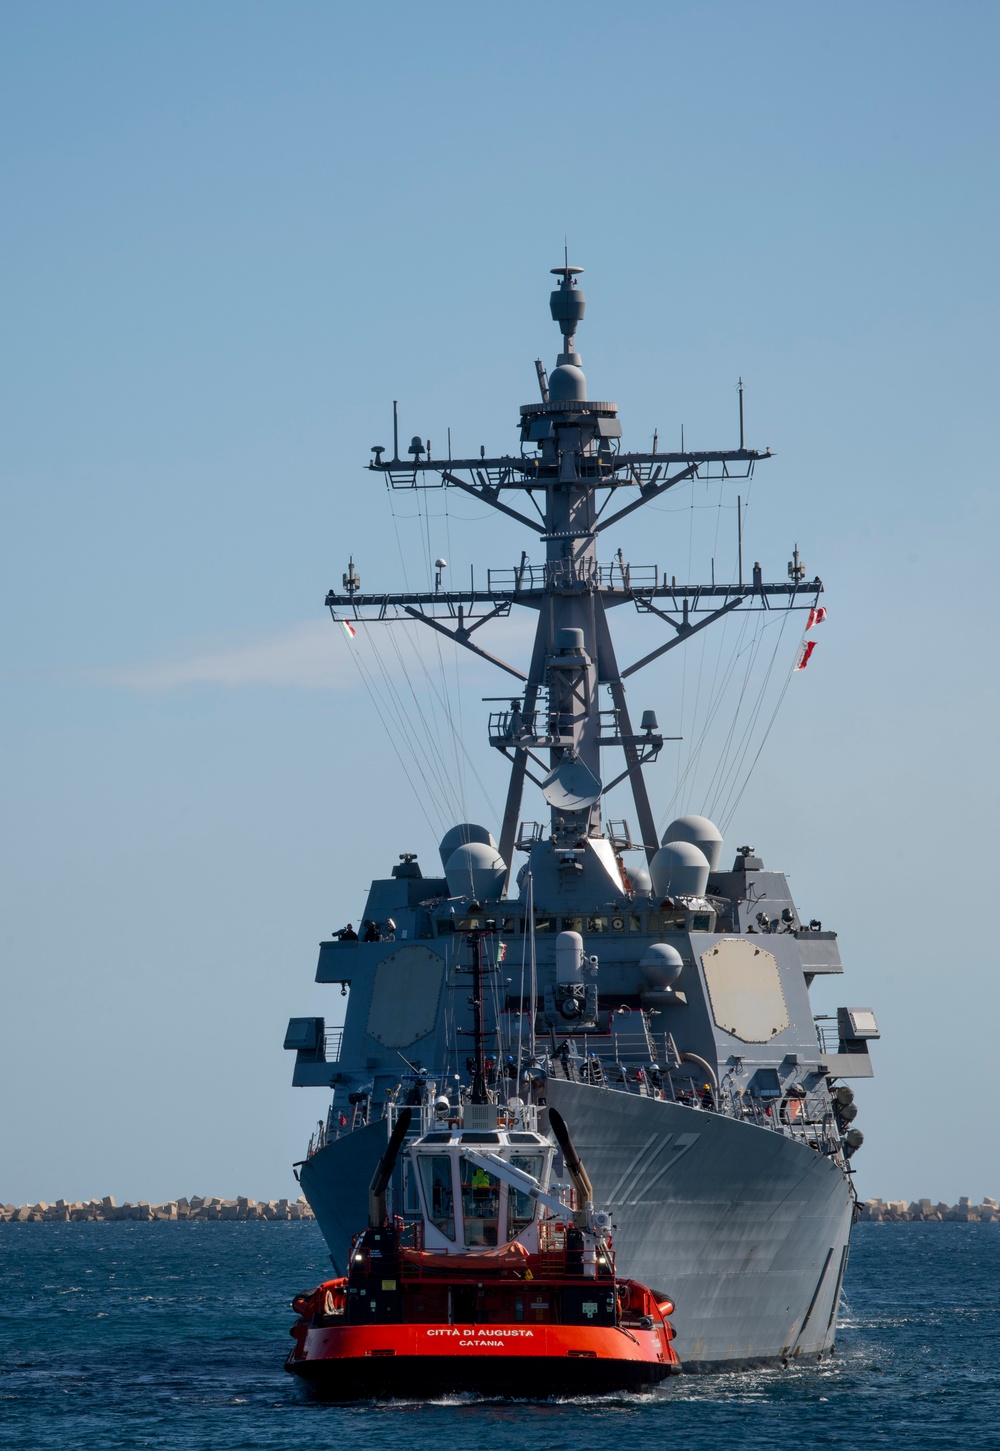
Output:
left=285, top=1106, right=681, bottom=1400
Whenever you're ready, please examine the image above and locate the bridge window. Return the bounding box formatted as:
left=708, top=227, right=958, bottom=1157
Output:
left=418, top=1155, right=455, bottom=1241
left=460, top=1159, right=501, bottom=1247
left=507, top=1154, right=544, bottom=1239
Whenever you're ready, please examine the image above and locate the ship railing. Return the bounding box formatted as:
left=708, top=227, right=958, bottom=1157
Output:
left=486, top=561, right=660, bottom=594
left=306, top=1079, right=375, bottom=1155
left=546, top=1038, right=847, bottom=1157
left=814, top=1017, right=840, bottom=1055
left=385, top=1100, right=540, bottom=1136
left=537, top=1216, right=567, bottom=1276
left=323, top=1027, right=343, bottom=1062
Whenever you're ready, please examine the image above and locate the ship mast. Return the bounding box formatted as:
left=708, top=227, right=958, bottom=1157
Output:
left=327, top=265, right=822, bottom=892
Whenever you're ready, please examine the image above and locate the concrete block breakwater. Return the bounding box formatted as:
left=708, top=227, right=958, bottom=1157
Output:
left=860, top=1196, right=1000, bottom=1222
left=1, top=1195, right=315, bottom=1223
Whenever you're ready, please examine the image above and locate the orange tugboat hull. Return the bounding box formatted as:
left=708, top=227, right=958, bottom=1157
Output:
left=286, top=1319, right=679, bottom=1399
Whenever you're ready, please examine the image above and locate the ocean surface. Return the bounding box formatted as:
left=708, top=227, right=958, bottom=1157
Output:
left=1, top=1221, right=997, bottom=1450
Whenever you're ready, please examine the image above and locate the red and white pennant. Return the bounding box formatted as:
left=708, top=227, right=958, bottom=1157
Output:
left=795, top=606, right=826, bottom=670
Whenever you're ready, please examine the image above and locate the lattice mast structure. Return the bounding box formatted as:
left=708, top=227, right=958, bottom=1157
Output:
left=326, top=265, right=821, bottom=890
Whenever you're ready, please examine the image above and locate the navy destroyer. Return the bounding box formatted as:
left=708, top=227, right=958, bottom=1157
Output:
left=284, top=264, right=878, bottom=1371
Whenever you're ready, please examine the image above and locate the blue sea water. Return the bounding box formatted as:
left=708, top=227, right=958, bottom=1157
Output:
left=1, top=1222, right=998, bottom=1450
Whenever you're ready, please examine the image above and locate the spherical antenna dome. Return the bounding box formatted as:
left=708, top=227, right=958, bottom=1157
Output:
left=650, top=840, right=710, bottom=898
left=445, top=841, right=506, bottom=900
left=640, top=943, right=684, bottom=989
left=624, top=863, right=652, bottom=896
left=438, top=822, right=497, bottom=871
left=661, top=814, right=723, bottom=872
left=548, top=363, right=587, bottom=403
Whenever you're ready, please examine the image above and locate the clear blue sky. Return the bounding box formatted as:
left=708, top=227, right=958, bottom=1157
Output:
left=2, top=0, right=997, bottom=1205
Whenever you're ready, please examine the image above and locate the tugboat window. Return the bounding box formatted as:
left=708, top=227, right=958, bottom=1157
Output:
left=507, top=1154, right=543, bottom=1238
left=418, top=1155, right=456, bottom=1241
left=459, top=1159, right=501, bottom=1246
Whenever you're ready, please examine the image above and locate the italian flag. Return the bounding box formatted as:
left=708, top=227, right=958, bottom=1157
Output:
left=340, top=619, right=357, bottom=640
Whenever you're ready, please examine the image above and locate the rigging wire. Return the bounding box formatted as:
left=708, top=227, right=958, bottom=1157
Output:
left=334, top=625, right=443, bottom=838
left=650, top=474, right=809, bottom=833
left=359, top=624, right=461, bottom=824
left=660, top=609, right=755, bottom=826
left=441, top=488, right=468, bottom=816
left=347, top=484, right=503, bottom=840
left=679, top=476, right=728, bottom=805
left=719, top=627, right=804, bottom=834
left=410, top=651, right=500, bottom=824
left=697, top=620, right=775, bottom=818
left=377, top=626, right=464, bottom=821
left=673, top=492, right=697, bottom=801
left=707, top=608, right=793, bottom=825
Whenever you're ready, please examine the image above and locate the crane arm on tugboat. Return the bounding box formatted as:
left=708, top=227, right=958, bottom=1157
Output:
left=457, top=1148, right=575, bottom=1221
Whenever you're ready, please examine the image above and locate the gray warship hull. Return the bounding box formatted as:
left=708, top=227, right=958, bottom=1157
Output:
left=300, top=1080, right=852, bottom=1370
left=544, top=1081, right=853, bottom=1368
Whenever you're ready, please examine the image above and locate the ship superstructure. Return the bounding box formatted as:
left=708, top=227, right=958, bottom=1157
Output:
left=284, top=264, right=878, bottom=1370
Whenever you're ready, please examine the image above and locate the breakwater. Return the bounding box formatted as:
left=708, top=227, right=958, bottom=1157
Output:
left=5, top=1195, right=998, bottom=1224
left=860, top=1196, right=999, bottom=1221
left=1, top=1195, right=315, bottom=1222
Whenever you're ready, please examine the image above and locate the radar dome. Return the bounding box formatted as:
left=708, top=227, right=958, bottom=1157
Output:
left=548, top=363, right=587, bottom=403
left=624, top=863, right=652, bottom=896
left=445, top=842, right=507, bottom=900
left=438, top=822, right=497, bottom=871
left=650, top=840, right=710, bottom=898
left=661, top=814, right=723, bottom=872
left=640, top=943, right=684, bottom=989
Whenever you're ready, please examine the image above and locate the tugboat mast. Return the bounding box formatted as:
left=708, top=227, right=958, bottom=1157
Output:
left=327, top=263, right=821, bottom=891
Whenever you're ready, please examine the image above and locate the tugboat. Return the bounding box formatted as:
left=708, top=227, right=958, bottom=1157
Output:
left=286, top=1092, right=680, bottom=1399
